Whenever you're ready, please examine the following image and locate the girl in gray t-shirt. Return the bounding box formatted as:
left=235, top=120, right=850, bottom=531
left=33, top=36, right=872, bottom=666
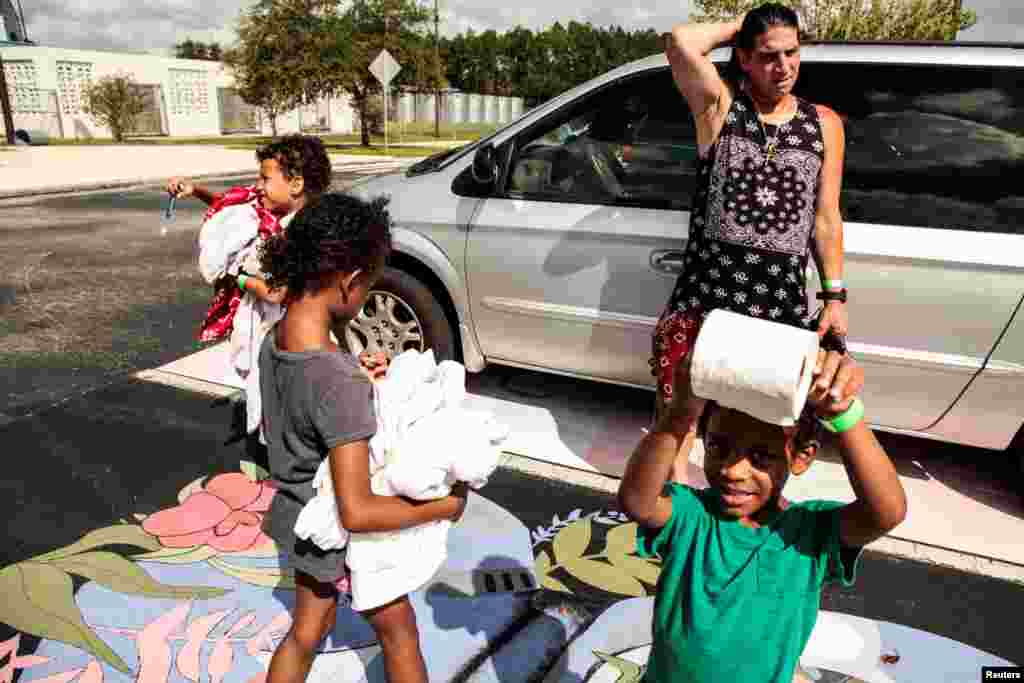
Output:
left=258, top=193, right=468, bottom=683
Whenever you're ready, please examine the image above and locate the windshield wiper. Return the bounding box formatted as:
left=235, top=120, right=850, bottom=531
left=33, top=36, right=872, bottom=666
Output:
left=407, top=146, right=466, bottom=176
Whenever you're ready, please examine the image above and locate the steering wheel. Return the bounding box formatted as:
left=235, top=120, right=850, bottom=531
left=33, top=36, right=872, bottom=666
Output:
left=579, top=138, right=627, bottom=200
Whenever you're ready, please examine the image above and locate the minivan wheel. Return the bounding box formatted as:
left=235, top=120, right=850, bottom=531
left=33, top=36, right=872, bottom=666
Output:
left=345, top=267, right=456, bottom=361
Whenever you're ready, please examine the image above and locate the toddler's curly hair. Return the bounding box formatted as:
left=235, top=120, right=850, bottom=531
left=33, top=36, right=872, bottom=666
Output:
left=260, top=193, right=392, bottom=301
left=256, top=135, right=332, bottom=197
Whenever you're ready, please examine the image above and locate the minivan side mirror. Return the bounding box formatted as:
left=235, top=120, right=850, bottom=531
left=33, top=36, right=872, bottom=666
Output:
left=471, top=144, right=497, bottom=186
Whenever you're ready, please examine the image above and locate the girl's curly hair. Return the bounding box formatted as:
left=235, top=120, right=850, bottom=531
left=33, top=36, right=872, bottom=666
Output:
left=260, top=193, right=392, bottom=300
left=256, top=134, right=332, bottom=197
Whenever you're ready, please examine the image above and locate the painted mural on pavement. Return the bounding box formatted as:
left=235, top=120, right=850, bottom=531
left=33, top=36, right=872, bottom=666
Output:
left=0, top=460, right=1016, bottom=683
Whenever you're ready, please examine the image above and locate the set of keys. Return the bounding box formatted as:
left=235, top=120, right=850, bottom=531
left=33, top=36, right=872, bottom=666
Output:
left=159, top=191, right=177, bottom=236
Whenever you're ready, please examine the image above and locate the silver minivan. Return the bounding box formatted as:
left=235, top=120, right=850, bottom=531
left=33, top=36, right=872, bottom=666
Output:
left=349, top=42, right=1024, bottom=472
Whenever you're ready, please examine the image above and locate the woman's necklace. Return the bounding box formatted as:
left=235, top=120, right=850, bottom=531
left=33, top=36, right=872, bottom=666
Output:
left=755, top=96, right=795, bottom=166
left=759, top=118, right=780, bottom=164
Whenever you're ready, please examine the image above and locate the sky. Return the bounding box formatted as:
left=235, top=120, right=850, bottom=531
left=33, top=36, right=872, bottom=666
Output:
left=10, top=0, right=1023, bottom=53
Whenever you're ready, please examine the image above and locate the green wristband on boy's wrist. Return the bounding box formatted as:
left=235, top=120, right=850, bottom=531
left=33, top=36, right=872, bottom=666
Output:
left=237, top=274, right=249, bottom=291
left=820, top=397, right=865, bottom=433
left=822, top=278, right=844, bottom=290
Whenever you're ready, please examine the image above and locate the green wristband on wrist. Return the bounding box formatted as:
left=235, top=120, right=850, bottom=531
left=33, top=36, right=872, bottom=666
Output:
left=820, top=397, right=865, bottom=434
left=822, top=278, right=844, bottom=290
left=237, top=274, right=249, bottom=291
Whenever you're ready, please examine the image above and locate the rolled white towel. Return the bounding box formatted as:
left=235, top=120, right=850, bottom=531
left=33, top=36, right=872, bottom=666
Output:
left=293, top=494, right=349, bottom=551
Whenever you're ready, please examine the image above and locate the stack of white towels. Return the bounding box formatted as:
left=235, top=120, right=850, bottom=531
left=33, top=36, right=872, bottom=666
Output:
left=294, top=349, right=509, bottom=611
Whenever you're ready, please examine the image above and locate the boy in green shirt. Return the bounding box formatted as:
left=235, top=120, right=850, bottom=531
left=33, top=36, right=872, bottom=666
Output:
left=618, top=346, right=907, bottom=682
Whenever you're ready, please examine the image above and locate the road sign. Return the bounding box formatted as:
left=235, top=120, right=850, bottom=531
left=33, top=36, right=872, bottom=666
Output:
left=369, top=50, right=402, bottom=151
left=369, top=49, right=401, bottom=87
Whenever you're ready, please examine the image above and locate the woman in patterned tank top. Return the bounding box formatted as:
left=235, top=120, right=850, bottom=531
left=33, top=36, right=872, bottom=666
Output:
left=652, top=3, right=849, bottom=482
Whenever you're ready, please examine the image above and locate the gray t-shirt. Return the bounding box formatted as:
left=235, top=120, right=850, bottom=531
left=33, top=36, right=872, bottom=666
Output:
left=258, top=331, right=376, bottom=581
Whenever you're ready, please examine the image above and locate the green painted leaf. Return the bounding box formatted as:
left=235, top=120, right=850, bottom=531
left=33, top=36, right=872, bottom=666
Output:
left=131, top=545, right=219, bottom=564
left=594, top=650, right=645, bottom=683
left=563, top=558, right=645, bottom=597
left=605, top=554, right=662, bottom=586
left=534, top=549, right=552, bottom=579
left=209, top=557, right=295, bottom=590
left=240, top=461, right=270, bottom=482
left=32, top=524, right=163, bottom=563
left=51, top=551, right=229, bottom=600
left=552, top=520, right=591, bottom=565
left=0, top=563, right=131, bottom=673
left=541, top=574, right=572, bottom=594
left=604, top=522, right=639, bottom=557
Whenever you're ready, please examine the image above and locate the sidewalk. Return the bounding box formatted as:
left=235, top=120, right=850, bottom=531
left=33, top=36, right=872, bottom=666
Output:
left=0, top=143, right=459, bottom=198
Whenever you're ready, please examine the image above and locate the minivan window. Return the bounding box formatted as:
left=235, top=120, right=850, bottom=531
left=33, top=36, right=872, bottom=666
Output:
left=505, top=69, right=698, bottom=210
left=796, top=63, right=1024, bottom=235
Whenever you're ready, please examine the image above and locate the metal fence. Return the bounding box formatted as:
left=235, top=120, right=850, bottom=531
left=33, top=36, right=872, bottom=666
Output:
left=126, top=84, right=165, bottom=136
left=0, top=88, right=62, bottom=139
left=299, top=99, right=330, bottom=132
left=218, top=87, right=260, bottom=134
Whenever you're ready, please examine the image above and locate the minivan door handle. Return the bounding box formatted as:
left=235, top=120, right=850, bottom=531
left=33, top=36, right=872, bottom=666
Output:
left=651, top=249, right=686, bottom=275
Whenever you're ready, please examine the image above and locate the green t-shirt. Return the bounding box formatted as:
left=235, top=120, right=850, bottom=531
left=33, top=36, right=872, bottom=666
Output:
left=636, top=484, right=861, bottom=683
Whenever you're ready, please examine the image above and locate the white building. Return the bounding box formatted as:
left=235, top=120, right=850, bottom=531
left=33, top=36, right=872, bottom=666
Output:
left=1, top=41, right=525, bottom=142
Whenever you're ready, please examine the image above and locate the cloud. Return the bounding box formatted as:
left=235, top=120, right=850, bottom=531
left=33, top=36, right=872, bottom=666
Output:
left=16, top=0, right=1022, bottom=52
left=20, top=1, right=697, bottom=50
left=20, top=0, right=249, bottom=50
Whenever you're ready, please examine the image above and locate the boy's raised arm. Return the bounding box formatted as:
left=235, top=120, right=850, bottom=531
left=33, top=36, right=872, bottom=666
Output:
left=809, top=352, right=908, bottom=548
left=618, top=361, right=706, bottom=528
left=834, top=422, right=907, bottom=547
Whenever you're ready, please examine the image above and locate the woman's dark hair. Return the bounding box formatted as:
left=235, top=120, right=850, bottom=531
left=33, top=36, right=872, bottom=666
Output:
left=724, top=3, right=801, bottom=89
left=260, top=193, right=392, bottom=300
left=256, top=134, right=333, bottom=198
left=697, top=400, right=823, bottom=454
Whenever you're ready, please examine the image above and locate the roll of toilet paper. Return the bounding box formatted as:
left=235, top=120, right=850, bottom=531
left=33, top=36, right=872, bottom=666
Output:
left=690, top=309, right=819, bottom=426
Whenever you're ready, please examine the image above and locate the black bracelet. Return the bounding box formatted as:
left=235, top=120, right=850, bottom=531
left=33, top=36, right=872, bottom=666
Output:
left=816, top=288, right=847, bottom=303
left=821, top=329, right=847, bottom=355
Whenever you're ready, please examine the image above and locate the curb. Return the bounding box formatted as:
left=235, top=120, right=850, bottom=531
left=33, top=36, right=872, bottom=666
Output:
left=0, top=159, right=413, bottom=200
left=134, top=366, right=1024, bottom=587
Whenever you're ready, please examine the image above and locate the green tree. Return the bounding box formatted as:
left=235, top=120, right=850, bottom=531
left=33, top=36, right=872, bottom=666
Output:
left=690, top=0, right=975, bottom=40
left=504, top=26, right=542, bottom=99
left=176, top=39, right=226, bottom=61
left=223, top=0, right=345, bottom=137
left=323, top=0, right=445, bottom=145
left=83, top=72, right=147, bottom=143
left=225, top=0, right=443, bottom=146
left=175, top=39, right=199, bottom=59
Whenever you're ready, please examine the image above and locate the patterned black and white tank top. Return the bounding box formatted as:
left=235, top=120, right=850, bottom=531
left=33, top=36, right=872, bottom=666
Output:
left=666, top=92, right=825, bottom=328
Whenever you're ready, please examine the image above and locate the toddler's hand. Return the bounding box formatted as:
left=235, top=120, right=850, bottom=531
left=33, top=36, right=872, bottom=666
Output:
left=809, top=349, right=864, bottom=418
left=166, top=177, right=194, bottom=198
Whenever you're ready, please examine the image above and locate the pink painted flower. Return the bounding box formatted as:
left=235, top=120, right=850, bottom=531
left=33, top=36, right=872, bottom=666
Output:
left=143, top=473, right=276, bottom=553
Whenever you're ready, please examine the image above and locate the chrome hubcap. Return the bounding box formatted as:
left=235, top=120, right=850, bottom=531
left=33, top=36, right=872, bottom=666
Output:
left=346, top=291, right=424, bottom=358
